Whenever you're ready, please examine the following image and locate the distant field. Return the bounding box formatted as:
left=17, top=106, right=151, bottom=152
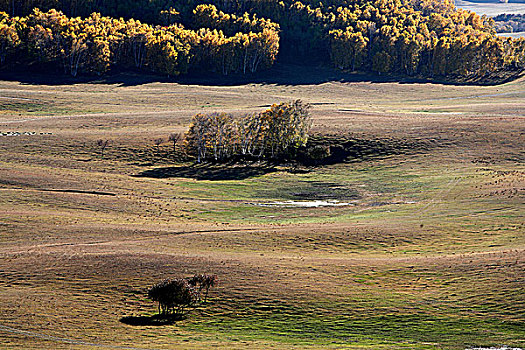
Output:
left=456, top=0, right=525, bottom=38
left=499, top=31, right=525, bottom=38
left=0, top=68, right=524, bottom=349
left=455, top=0, right=525, bottom=16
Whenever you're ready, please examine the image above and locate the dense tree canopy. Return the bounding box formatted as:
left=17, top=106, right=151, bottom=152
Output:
left=1, top=0, right=524, bottom=80
left=0, top=6, right=279, bottom=76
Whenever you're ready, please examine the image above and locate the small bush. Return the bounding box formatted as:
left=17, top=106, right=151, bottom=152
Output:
left=148, top=278, right=198, bottom=316
left=147, top=274, right=218, bottom=318
left=187, top=274, right=218, bottom=302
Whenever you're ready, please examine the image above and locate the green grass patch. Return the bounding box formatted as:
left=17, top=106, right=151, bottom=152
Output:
left=185, top=299, right=525, bottom=349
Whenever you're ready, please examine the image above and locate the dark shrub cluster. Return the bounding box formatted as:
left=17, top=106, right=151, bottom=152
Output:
left=148, top=274, right=218, bottom=317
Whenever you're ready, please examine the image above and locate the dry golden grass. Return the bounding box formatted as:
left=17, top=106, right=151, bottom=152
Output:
left=0, top=71, right=524, bottom=349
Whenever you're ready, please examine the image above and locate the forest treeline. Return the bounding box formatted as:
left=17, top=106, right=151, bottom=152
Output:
left=1, top=0, right=525, bottom=80
left=493, top=14, right=525, bottom=34
left=0, top=5, right=279, bottom=76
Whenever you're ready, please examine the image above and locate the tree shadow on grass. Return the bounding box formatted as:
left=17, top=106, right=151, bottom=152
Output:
left=0, top=63, right=408, bottom=87
left=3, top=62, right=514, bottom=87
left=120, top=314, right=186, bottom=326
left=133, top=163, right=288, bottom=181
left=296, top=134, right=443, bottom=166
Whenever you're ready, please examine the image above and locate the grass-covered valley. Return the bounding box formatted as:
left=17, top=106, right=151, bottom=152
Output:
left=0, top=69, right=523, bottom=349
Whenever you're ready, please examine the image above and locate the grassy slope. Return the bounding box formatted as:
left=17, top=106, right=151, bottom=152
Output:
left=0, top=71, right=523, bottom=349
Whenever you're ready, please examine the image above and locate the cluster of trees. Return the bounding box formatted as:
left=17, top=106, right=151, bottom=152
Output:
left=148, top=274, right=218, bottom=316
left=324, top=0, right=525, bottom=77
left=240, top=0, right=524, bottom=77
left=1, top=0, right=524, bottom=80
left=191, top=5, right=279, bottom=74
left=0, top=11, right=18, bottom=65
left=184, top=100, right=311, bottom=162
left=188, top=273, right=218, bottom=302
left=493, top=14, right=525, bottom=34
left=0, top=6, right=279, bottom=76
left=0, top=0, right=208, bottom=21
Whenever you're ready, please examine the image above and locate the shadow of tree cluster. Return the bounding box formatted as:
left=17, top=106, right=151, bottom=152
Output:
left=132, top=134, right=441, bottom=180
left=133, top=163, right=284, bottom=180
left=296, top=135, right=440, bottom=166
left=120, top=313, right=186, bottom=326
left=0, top=63, right=415, bottom=87
left=1, top=54, right=519, bottom=90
